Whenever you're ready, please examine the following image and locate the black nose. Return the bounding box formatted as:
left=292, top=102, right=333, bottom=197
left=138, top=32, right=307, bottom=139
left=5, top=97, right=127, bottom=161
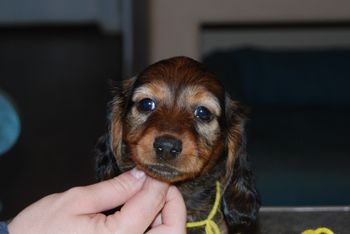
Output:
left=153, top=135, right=182, bottom=160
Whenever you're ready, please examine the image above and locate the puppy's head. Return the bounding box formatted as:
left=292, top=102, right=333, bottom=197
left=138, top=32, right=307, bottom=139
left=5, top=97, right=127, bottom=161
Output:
left=97, top=56, right=260, bottom=231
left=110, top=57, right=239, bottom=182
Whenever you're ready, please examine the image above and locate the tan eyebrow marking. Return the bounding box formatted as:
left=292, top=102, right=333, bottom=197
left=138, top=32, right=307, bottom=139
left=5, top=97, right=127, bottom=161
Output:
left=180, top=86, right=221, bottom=117
left=132, top=80, right=171, bottom=103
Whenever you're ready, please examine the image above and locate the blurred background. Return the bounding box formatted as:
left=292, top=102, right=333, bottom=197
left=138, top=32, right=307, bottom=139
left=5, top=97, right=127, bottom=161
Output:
left=1, top=0, right=350, bottom=221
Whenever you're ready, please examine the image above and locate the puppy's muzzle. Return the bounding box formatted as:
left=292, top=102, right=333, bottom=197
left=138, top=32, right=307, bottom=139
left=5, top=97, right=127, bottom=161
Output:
left=153, top=135, right=182, bottom=160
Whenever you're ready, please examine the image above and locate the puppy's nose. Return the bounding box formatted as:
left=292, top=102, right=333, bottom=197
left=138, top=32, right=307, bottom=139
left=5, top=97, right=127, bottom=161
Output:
left=153, top=135, right=182, bottom=160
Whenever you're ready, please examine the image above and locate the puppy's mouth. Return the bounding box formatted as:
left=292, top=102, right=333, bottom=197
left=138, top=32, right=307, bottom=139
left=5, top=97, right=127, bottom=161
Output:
left=142, top=163, right=182, bottom=181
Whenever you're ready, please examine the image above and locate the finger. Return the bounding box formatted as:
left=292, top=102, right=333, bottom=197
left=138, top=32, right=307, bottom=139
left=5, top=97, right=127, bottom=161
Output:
left=64, top=168, right=146, bottom=214
left=147, top=186, right=187, bottom=234
left=151, top=213, right=162, bottom=227
left=109, top=177, right=170, bottom=234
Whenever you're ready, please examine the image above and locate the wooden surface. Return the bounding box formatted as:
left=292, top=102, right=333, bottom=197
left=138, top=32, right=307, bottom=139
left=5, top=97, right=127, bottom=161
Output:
left=257, top=207, right=350, bottom=234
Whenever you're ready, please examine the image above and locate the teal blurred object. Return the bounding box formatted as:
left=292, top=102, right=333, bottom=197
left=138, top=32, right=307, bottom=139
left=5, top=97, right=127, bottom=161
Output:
left=0, top=90, right=21, bottom=155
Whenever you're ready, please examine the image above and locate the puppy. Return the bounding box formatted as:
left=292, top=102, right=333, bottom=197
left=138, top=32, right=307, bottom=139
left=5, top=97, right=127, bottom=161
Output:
left=96, top=56, right=260, bottom=233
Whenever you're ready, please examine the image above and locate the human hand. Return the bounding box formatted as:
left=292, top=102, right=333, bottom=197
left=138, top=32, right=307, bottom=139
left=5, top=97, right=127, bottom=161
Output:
left=8, top=168, right=186, bottom=234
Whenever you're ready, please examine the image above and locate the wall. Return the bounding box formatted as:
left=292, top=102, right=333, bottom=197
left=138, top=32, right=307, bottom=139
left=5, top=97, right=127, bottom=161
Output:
left=149, top=0, right=350, bottom=63
left=0, top=0, right=122, bottom=32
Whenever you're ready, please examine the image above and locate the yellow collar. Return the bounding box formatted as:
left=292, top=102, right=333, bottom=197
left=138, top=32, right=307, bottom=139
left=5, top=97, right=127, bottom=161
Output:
left=186, top=181, right=221, bottom=234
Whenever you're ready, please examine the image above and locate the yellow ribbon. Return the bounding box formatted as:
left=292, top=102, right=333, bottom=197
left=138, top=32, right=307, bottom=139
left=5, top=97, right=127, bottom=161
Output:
left=186, top=181, right=221, bottom=234
left=302, top=227, right=335, bottom=234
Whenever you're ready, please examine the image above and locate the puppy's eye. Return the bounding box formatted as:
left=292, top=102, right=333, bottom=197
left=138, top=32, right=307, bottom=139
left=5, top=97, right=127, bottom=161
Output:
left=194, top=106, right=213, bottom=122
left=138, top=98, right=156, bottom=112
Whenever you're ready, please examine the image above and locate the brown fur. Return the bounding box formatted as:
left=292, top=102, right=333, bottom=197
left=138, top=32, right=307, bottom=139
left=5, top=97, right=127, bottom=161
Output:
left=96, top=56, right=260, bottom=233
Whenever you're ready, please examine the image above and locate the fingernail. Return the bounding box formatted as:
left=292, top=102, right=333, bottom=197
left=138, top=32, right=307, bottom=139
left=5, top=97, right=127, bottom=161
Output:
left=131, top=167, right=145, bottom=179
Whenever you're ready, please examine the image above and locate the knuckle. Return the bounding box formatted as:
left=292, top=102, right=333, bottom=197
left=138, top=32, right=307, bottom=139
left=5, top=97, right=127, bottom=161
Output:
left=65, top=186, right=86, bottom=197
left=109, top=176, right=134, bottom=194
left=57, top=186, right=87, bottom=207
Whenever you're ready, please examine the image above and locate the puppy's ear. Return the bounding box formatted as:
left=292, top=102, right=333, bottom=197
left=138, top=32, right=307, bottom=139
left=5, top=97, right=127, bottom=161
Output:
left=96, top=133, right=119, bottom=180
left=221, top=94, right=260, bottom=232
left=96, top=77, right=136, bottom=180
left=110, top=77, right=136, bottom=158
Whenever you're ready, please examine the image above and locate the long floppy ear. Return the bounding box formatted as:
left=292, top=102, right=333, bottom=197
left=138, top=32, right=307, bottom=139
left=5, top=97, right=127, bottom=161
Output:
left=96, top=77, right=137, bottom=180
left=95, top=133, right=119, bottom=180
left=221, top=94, right=261, bottom=233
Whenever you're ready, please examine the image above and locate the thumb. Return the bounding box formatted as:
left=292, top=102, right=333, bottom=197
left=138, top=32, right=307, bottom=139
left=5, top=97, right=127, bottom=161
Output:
left=65, top=168, right=147, bottom=214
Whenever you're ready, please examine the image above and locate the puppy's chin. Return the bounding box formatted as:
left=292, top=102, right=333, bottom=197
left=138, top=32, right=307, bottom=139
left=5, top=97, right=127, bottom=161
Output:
left=136, top=163, right=194, bottom=183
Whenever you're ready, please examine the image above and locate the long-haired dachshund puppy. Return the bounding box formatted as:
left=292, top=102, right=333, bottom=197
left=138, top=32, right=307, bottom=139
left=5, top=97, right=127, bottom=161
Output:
left=96, top=56, right=260, bottom=233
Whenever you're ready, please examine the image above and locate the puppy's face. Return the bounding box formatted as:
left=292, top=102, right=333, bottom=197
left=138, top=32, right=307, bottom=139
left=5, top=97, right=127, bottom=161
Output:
left=113, top=57, right=227, bottom=182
